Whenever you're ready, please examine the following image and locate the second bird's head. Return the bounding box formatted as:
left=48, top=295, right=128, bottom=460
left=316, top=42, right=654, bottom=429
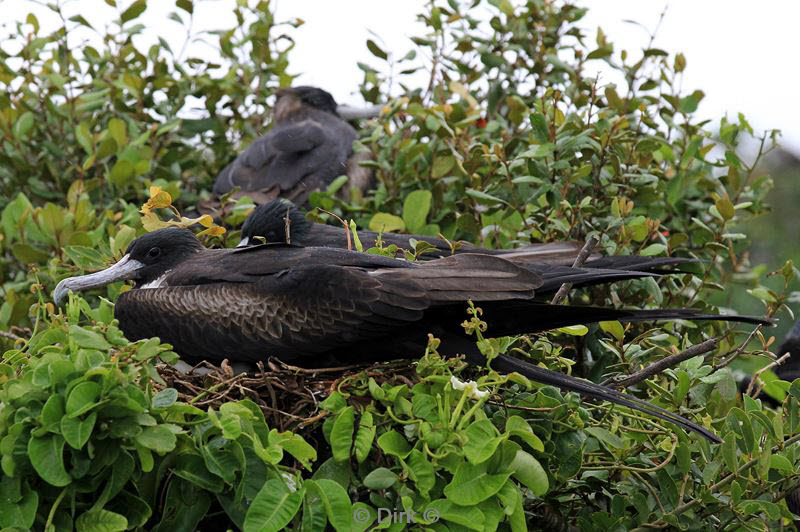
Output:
left=238, top=199, right=311, bottom=247
left=273, top=86, right=339, bottom=122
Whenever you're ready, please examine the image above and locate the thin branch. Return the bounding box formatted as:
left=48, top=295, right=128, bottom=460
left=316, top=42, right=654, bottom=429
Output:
left=550, top=236, right=599, bottom=305
left=602, top=337, right=720, bottom=388
left=713, top=324, right=765, bottom=371
left=745, top=351, right=790, bottom=397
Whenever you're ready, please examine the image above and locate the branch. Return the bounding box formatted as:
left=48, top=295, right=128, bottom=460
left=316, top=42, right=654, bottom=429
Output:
left=549, top=236, right=599, bottom=305
left=745, top=351, right=790, bottom=397
left=602, top=337, right=719, bottom=388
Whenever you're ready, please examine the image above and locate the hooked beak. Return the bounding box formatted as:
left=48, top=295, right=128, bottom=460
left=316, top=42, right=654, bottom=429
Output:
left=54, top=254, right=144, bottom=304
left=336, top=104, right=384, bottom=120
left=236, top=237, right=250, bottom=248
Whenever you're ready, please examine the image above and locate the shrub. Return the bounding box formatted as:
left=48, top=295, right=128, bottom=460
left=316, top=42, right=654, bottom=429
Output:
left=1, top=1, right=796, bottom=530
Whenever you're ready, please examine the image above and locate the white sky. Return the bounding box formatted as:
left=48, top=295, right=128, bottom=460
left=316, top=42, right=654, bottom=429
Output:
left=4, top=0, right=799, bottom=153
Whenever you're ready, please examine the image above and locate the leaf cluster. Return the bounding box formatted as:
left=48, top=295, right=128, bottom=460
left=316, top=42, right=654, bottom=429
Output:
left=0, top=0, right=798, bottom=530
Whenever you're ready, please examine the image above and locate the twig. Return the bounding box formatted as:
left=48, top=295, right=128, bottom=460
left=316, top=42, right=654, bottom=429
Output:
left=283, top=205, right=292, bottom=244
left=632, top=432, right=800, bottom=531
left=745, top=351, right=790, bottom=397
left=713, top=324, right=765, bottom=371
left=550, top=236, right=599, bottom=305
left=317, top=208, right=351, bottom=250
left=0, top=330, right=24, bottom=342
left=602, top=337, right=720, bottom=388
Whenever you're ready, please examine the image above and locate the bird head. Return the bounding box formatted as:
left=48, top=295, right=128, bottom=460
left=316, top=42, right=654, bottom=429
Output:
left=274, top=86, right=339, bottom=122
left=238, top=199, right=311, bottom=247
left=54, top=228, right=204, bottom=304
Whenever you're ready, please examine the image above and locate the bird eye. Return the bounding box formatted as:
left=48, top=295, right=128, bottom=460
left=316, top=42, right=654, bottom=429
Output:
left=146, top=247, right=161, bottom=259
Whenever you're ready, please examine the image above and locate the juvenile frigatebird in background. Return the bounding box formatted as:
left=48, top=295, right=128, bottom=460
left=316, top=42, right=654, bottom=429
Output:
left=55, top=228, right=772, bottom=442
left=238, top=199, right=701, bottom=275
left=213, top=87, right=376, bottom=205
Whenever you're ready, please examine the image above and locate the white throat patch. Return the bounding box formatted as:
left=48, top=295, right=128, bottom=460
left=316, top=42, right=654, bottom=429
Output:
left=140, top=271, right=170, bottom=289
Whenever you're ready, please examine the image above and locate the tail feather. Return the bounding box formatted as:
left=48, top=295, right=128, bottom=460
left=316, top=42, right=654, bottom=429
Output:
left=466, top=350, right=722, bottom=442
left=474, top=302, right=772, bottom=337
left=583, top=256, right=702, bottom=273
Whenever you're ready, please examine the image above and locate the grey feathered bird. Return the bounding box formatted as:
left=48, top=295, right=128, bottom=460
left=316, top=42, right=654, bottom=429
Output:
left=213, top=87, right=374, bottom=205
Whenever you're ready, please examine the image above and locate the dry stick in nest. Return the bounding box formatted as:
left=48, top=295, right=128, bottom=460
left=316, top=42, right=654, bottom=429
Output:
left=601, top=337, right=720, bottom=388
left=549, top=236, right=599, bottom=305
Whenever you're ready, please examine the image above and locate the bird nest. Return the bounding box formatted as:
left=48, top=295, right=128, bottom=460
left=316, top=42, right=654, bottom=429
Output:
left=156, top=358, right=420, bottom=438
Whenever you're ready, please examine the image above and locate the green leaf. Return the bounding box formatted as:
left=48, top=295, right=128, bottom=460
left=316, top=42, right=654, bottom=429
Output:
left=108, top=117, right=128, bottom=147
left=599, top=321, right=624, bottom=341
left=424, top=499, right=485, bottom=531
left=41, top=394, right=66, bottom=430
left=366, top=39, right=387, bottom=60
left=152, top=388, right=178, bottom=409
left=120, top=0, right=147, bottom=23
left=13, top=111, right=34, bottom=138
left=61, top=412, right=97, bottom=449
left=431, top=156, right=455, bottom=178
left=509, top=450, right=548, bottom=495
left=110, top=159, right=135, bottom=187
left=368, top=212, right=405, bottom=233
left=271, top=430, right=317, bottom=470
left=444, top=462, right=511, bottom=505
left=28, top=434, right=71, bottom=487
left=173, top=453, right=224, bottom=492
left=69, top=325, right=111, bottom=350
left=505, top=416, right=544, bottom=452
left=407, top=449, right=435, bottom=496
left=585, top=426, right=625, bottom=450
left=75, top=122, right=93, bottom=154
left=135, top=425, right=177, bottom=454
left=244, top=479, right=304, bottom=532
left=402, top=190, right=432, bottom=233
left=738, top=499, right=781, bottom=520
left=330, top=406, right=355, bottom=462
left=0, top=484, right=37, bottom=529
left=678, top=90, right=704, bottom=114
left=640, top=243, right=667, bottom=256
left=556, top=325, right=588, bottom=336
left=308, top=479, right=353, bottom=532
left=463, top=419, right=503, bottom=464
left=769, top=454, right=793, bottom=473
left=353, top=411, right=375, bottom=463
left=11, top=243, right=50, bottom=263
left=362, top=467, right=397, bottom=489
left=75, top=509, right=128, bottom=532
left=377, top=430, right=412, bottom=458
left=726, top=407, right=755, bottom=453
left=66, top=380, right=102, bottom=417
left=465, top=188, right=508, bottom=205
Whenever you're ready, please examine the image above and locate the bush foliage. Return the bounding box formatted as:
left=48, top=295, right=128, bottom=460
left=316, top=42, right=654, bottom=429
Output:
left=0, top=0, right=797, bottom=530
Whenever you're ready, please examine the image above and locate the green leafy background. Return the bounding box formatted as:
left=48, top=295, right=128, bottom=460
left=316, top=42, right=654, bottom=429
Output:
left=0, top=1, right=798, bottom=530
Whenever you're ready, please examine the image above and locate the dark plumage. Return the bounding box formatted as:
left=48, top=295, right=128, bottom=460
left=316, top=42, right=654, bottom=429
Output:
left=239, top=199, right=701, bottom=275
left=774, top=320, right=800, bottom=381
left=213, top=87, right=372, bottom=205
left=54, top=228, right=773, bottom=442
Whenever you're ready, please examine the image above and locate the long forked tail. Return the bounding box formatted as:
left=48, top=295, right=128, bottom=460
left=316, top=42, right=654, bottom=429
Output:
left=475, top=301, right=772, bottom=337
left=448, top=302, right=772, bottom=442
left=465, top=350, right=722, bottom=443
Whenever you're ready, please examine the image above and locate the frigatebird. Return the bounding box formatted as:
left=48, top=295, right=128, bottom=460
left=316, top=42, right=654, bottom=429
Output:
left=238, top=199, right=701, bottom=276
left=212, top=87, right=375, bottom=205
left=54, top=228, right=771, bottom=442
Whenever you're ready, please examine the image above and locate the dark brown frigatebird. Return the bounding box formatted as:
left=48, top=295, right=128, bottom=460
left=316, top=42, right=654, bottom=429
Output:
left=54, top=228, right=772, bottom=442
left=238, top=199, right=702, bottom=276
left=212, top=87, right=375, bottom=205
